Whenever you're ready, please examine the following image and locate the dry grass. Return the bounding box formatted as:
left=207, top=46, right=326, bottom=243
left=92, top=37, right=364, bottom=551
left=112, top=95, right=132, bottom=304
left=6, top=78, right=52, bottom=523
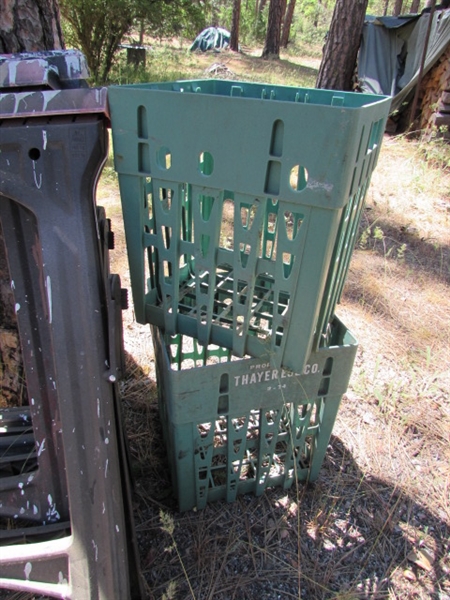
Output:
left=95, top=114, right=450, bottom=599
left=111, top=36, right=320, bottom=88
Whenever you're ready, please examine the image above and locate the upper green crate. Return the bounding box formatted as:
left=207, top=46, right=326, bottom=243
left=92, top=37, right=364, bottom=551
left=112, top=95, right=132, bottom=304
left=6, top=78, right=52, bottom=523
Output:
left=108, top=80, right=390, bottom=372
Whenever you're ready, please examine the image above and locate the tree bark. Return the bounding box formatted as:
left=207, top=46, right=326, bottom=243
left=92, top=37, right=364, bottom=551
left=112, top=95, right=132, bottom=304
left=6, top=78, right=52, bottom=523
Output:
left=383, top=0, right=390, bottom=15
left=0, top=0, right=64, bottom=406
left=281, top=0, right=296, bottom=48
left=316, top=0, right=368, bottom=91
left=410, top=0, right=421, bottom=11
left=393, top=0, right=404, bottom=15
left=0, top=0, right=64, bottom=53
left=230, top=0, right=241, bottom=51
left=262, top=0, right=286, bottom=58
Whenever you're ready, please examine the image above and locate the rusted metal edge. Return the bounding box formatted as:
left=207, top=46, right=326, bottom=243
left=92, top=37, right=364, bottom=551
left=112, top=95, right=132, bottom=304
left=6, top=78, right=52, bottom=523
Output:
left=0, top=87, right=109, bottom=119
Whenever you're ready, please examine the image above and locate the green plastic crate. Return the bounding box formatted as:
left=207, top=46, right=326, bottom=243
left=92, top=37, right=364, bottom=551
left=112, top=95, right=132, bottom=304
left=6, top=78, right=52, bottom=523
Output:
left=151, top=317, right=357, bottom=512
left=109, top=80, right=389, bottom=372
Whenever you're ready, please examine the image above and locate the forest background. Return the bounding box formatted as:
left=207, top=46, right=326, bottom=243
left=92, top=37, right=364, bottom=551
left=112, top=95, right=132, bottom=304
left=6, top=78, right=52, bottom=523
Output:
left=58, top=0, right=427, bottom=85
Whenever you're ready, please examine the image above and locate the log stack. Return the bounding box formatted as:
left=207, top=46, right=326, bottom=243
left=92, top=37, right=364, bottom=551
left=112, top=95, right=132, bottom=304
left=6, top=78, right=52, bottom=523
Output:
left=0, top=223, right=27, bottom=408
left=419, top=42, right=450, bottom=138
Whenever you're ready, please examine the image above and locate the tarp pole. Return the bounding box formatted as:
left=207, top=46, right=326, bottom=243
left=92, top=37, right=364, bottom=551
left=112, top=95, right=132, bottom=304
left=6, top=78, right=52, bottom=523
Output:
left=409, top=0, right=437, bottom=129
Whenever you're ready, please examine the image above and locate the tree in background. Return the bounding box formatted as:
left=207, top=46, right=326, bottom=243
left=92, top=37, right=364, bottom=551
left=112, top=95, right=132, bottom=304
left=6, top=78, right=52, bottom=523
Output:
left=60, top=0, right=206, bottom=84
left=281, top=0, right=296, bottom=47
left=141, top=0, right=206, bottom=41
left=378, top=0, right=422, bottom=13
left=316, top=0, right=368, bottom=90
left=262, top=0, right=286, bottom=58
left=60, top=0, right=136, bottom=83
left=230, top=0, right=241, bottom=51
left=393, top=0, right=404, bottom=14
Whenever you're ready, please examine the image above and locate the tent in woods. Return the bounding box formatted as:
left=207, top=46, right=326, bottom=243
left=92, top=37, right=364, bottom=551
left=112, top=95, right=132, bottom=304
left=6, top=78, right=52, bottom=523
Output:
left=190, top=27, right=231, bottom=52
left=358, top=7, right=450, bottom=131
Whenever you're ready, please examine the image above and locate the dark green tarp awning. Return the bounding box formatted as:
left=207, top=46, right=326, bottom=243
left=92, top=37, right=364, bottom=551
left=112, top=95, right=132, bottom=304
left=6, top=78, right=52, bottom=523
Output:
left=358, top=9, right=450, bottom=113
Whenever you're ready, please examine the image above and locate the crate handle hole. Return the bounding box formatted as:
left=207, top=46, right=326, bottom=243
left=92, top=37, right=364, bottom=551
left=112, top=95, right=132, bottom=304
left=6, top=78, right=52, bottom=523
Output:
left=290, top=165, right=308, bottom=191
left=156, top=146, right=171, bottom=170
left=199, top=151, right=214, bottom=176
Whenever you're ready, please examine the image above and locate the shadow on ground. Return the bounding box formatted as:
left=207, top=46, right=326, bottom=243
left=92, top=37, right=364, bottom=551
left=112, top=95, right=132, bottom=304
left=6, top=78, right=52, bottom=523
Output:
left=121, top=351, right=450, bottom=600
left=358, top=207, right=450, bottom=285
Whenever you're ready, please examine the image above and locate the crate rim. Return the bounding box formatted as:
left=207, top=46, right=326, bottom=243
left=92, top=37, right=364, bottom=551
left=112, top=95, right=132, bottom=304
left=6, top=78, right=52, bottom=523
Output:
left=108, top=78, right=392, bottom=111
left=158, top=315, right=358, bottom=374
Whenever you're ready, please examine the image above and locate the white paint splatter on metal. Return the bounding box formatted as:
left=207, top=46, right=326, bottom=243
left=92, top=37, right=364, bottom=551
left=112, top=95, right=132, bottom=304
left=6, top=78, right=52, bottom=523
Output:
left=46, top=276, right=52, bottom=323
left=58, top=571, right=68, bottom=585
left=8, top=61, right=19, bottom=85
left=46, top=495, right=61, bottom=522
left=32, top=160, right=42, bottom=189
left=37, top=438, right=46, bottom=456
left=41, top=90, right=59, bottom=112
left=92, top=540, right=99, bottom=562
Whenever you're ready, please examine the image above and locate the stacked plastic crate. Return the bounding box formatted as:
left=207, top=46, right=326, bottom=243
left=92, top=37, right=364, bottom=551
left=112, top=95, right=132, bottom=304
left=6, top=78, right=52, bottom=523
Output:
left=109, top=80, right=391, bottom=511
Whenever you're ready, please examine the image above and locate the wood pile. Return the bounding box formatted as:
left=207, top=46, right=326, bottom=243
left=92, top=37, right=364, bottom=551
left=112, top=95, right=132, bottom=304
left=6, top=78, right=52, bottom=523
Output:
left=0, top=223, right=27, bottom=408
left=0, top=328, right=27, bottom=408
left=419, top=42, right=450, bottom=137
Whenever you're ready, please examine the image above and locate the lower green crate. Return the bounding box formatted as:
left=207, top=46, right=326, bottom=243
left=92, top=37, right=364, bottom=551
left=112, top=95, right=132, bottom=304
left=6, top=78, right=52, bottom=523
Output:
left=151, top=317, right=357, bottom=512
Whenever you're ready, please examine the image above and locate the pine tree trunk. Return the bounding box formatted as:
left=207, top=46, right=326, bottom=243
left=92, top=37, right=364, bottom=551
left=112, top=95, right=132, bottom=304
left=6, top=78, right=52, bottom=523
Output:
left=410, top=0, right=421, bottom=12
left=230, top=0, right=242, bottom=51
left=0, top=0, right=64, bottom=406
left=281, top=0, right=296, bottom=48
left=0, top=0, right=64, bottom=53
left=316, top=0, right=368, bottom=91
left=262, top=0, right=286, bottom=58
left=393, top=0, right=404, bottom=15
